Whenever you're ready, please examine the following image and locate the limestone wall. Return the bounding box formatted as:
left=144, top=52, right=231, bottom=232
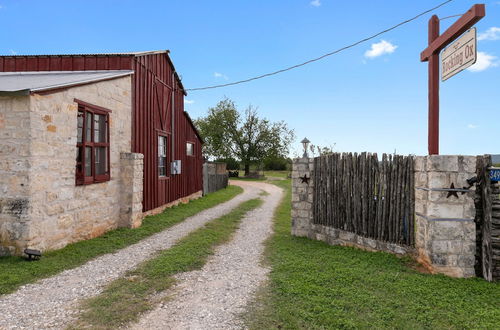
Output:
left=0, top=96, right=32, bottom=256
left=0, top=76, right=144, bottom=255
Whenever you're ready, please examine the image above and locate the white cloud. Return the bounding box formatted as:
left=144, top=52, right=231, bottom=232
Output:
left=184, top=99, right=195, bottom=104
left=478, top=27, right=500, bottom=41
left=467, top=124, right=478, bottom=129
left=310, top=0, right=321, bottom=7
left=364, top=40, right=397, bottom=58
left=214, top=72, right=229, bottom=80
left=467, top=51, right=499, bottom=72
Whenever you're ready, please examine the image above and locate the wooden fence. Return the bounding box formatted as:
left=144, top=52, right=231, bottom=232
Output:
left=312, top=152, right=415, bottom=246
left=203, top=162, right=228, bottom=195
left=475, top=155, right=500, bottom=281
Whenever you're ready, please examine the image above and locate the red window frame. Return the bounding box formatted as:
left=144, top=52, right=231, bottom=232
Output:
left=158, top=133, right=169, bottom=178
left=186, top=141, right=195, bottom=157
left=75, top=99, right=111, bottom=185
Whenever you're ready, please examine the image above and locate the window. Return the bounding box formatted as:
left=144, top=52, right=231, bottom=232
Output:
left=75, top=100, right=111, bottom=185
left=186, top=142, right=194, bottom=156
left=158, top=135, right=168, bottom=177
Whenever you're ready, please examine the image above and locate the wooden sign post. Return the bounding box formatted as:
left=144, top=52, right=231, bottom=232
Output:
left=420, top=4, right=485, bottom=155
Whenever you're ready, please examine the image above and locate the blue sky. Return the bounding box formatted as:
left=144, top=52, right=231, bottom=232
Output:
left=1, top=0, right=499, bottom=157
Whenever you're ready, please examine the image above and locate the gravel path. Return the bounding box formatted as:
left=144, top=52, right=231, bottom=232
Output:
left=0, top=181, right=261, bottom=330
left=129, top=181, right=283, bottom=330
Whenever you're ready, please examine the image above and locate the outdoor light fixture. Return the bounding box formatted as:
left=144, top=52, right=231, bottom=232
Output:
left=24, top=248, right=41, bottom=261
left=301, top=137, right=310, bottom=158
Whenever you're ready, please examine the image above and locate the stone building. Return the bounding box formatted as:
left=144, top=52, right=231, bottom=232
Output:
left=0, top=51, right=204, bottom=256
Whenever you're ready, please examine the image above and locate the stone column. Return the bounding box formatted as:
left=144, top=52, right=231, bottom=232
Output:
left=120, top=153, right=144, bottom=228
left=291, top=157, right=314, bottom=237
left=414, top=155, right=476, bottom=277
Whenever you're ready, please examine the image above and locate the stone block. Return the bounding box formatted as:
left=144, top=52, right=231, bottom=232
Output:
left=427, top=203, right=465, bottom=219
left=458, top=156, right=477, bottom=173
left=458, top=255, right=475, bottom=268
left=430, top=253, right=448, bottom=266
left=427, top=172, right=449, bottom=189
left=339, top=230, right=355, bottom=242
left=429, top=221, right=466, bottom=240
left=427, top=155, right=458, bottom=172
left=414, top=156, right=427, bottom=172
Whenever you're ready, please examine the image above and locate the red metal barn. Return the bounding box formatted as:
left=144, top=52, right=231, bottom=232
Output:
left=0, top=51, right=203, bottom=212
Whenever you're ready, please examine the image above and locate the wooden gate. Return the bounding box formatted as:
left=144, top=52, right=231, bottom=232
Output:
left=475, top=155, right=500, bottom=281
left=312, top=152, right=415, bottom=246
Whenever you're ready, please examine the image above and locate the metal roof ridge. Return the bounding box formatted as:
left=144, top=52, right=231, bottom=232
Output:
left=0, top=70, right=134, bottom=76
left=0, top=50, right=169, bottom=57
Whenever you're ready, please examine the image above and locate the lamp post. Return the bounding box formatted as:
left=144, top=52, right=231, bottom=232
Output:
left=301, top=137, right=310, bottom=158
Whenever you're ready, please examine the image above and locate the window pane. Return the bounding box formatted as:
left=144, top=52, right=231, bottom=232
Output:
left=85, top=147, right=92, bottom=176
left=76, top=146, right=82, bottom=162
left=94, top=114, right=107, bottom=143
left=76, top=147, right=82, bottom=174
left=158, top=136, right=167, bottom=177
left=186, top=143, right=194, bottom=156
left=86, top=112, right=92, bottom=142
left=77, top=111, right=84, bottom=143
left=95, top=147, right=107, bottom=175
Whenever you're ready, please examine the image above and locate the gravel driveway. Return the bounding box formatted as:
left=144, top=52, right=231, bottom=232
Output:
left=129, top=181, right=283, bottom=330
left=0, top=181, right=262, bottom=330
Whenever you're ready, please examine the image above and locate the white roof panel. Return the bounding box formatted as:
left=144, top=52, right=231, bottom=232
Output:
left=0, top=70, right=134, bottom=95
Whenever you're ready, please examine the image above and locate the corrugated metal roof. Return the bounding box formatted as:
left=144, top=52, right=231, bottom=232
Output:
left=0, top=70, right=134, bottom=95
left=0, top=50, right=168, bottom=57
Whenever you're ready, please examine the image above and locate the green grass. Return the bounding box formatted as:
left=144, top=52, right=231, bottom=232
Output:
left=264, top=170, right=290, bottom=178
left=247, top=179, right=500, bottom=329
left=74, top=197, right=263, bottom=329
left=0, top=185, right=243, bottom=296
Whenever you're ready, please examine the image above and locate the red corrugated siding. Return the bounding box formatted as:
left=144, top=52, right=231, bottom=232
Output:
left=0, top=53, right=203, bottom=212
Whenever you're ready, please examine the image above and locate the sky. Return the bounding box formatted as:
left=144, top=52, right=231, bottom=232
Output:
left=0, top=0, right=499, bottom=157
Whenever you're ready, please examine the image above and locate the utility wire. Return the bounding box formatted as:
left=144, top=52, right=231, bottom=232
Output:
left=439, top=13, right=463, bottom=20
left=186, top=0, right=454, bottom=92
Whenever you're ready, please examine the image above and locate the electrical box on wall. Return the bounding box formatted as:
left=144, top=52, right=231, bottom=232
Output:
left=171, top=160, right=182, bottom=175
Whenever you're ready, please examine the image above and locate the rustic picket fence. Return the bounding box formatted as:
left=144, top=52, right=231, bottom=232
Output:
left=203, top=162, right=228, bottom=195
left=312, top=152, right=415, bottom=246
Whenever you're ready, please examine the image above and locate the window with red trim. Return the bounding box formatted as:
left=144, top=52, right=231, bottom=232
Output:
left=76, top=102, right=110, bottom=185
left=186, top=142, right=195, bottom=156
left=158, top=135, right=168, bottom=177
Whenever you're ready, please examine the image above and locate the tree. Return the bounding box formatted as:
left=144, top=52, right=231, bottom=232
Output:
left=195, top=98, right=295, bottom=176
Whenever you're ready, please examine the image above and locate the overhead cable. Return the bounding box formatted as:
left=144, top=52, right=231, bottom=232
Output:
left=186, top=0, right=454, bottom=91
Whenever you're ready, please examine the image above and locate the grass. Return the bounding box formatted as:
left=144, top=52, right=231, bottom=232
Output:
left=229, top=170, right=289, bottom=182
left=74, top=197, right=263, bottom=329
left=264, top=170, right=290, bottom=178
left=246, top=179, right=500, bottom=329
left=0, top=185, right=243, bottom=296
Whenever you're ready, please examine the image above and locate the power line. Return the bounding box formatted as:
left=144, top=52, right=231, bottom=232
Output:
left=186, top=0, right=454, bottom=92
left=439, top=13, right=463, bottom=20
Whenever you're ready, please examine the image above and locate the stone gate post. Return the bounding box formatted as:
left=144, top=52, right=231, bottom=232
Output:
left=291, top=156, right=314, bottom=237
left=414, top=155, right=477, bottom=277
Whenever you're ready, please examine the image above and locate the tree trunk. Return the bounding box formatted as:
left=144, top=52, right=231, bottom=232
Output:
left=244, top=163, right=250, bottom=176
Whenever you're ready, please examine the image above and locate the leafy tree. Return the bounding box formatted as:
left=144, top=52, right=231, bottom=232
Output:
left=263, top=156, right=291, bottom=171
left=195, top=98, right=295, bottom=176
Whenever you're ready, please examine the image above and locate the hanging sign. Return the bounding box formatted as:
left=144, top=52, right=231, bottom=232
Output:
left=489, top=168, right=500, bottom=182
left=441, top=28, right=477, bottom=81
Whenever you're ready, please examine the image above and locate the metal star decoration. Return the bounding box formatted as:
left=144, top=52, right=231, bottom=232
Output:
left=300, top=174, right=310, bottom=184
left=446, top=183, right=459, bottom=199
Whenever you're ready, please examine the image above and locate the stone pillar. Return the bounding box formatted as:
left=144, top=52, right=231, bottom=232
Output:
left=120, top=152, right=144, bottom=228
left=291, top=157, right=314, bottom=237
left=414, top=155, right=476, bottom=277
